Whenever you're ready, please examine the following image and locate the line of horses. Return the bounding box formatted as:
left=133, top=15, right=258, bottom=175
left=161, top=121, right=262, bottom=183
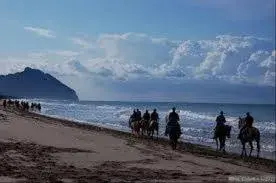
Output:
left=2, top=99, right=41, bottom=112
left=129, top=115, right=182, bottom=150
left=129, top=115, right=261, bottom=158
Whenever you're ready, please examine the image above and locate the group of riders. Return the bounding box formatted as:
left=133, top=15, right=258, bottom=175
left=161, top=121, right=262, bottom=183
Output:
left=128, top=107, right=182, bottom=137
left=2, top=99, right=41, bottom=112
left=129, top=107, right=255, bottom=141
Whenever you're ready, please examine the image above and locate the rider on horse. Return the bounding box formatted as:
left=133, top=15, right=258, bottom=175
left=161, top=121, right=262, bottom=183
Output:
left=238, top=112, right=254, bottom=139
left=136, top=109, right=142, bottom=121
left=150, top=109, right=159, bottom=122
left=165, top=107, right=181, bottom=136
left=213, top=111, right=226, bottom=139
left=142, top=110, right=150, bottom=122
left=129, top=109, right=137, bottom=127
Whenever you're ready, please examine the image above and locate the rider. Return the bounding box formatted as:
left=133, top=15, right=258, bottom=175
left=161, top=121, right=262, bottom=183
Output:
left=136, top=109, right=142, bottom=121
left=213, top=111, right=226, bottom=139
left=150, top=109, right=159, bottom=122
left=142, top=110, right=150, bottom=122
left=129, top=109, right=137, bottom=127
left=165, top=107, right=181, bottom=136
left=238, top=112, right=254, bottom=139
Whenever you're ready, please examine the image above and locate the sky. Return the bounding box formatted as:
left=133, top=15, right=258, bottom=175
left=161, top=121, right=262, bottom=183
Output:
left=0, top=0, right=275, bottom=103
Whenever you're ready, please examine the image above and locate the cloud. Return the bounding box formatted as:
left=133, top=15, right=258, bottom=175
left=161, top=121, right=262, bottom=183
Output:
left=0, top=33, right=274, bottom=102
left=70, top=37, right=94, bottom=49
left=24, top=26, right=56, bottom=38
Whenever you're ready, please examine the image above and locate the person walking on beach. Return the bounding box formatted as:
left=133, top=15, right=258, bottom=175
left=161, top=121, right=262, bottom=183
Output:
left=213, top=111, right=226, bottom=139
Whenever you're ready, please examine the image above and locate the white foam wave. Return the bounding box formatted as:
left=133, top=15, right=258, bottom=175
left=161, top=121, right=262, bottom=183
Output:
left=180, top=110, right=215, bottom=121
left=96, top=105, right=117, bottom=110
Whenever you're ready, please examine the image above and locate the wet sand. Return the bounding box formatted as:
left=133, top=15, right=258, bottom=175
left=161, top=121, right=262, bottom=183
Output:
left=0, top=106, right=275, bottom=183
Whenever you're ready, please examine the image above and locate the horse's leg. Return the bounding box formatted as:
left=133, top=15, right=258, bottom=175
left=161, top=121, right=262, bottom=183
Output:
left=156, top=124, right=159, bottom=139
left=249, top=141, right=253, bottom=157
left=215, top=138, right=218, bottom=151
left=244, top=142, right=247, bottom=157
left=241, top=142, right=246, bottom=157
left=256, top=130, right=260, bottom=158
left=174, top=137, right=177, bottom=150
left=256, top=139, right=260, bottom=158
left=222, top=136, right=226, bottom=153
left=219, top=136, right=223, bottom=151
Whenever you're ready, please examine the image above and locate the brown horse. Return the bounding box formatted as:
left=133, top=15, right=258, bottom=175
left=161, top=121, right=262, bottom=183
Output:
left=129, top=118, right=141, bottom=135
left=139, top=119, right=149, bottom=135
left=238, top=117, right=260, bottom=158
left=147, top=120, right=159, bottom=138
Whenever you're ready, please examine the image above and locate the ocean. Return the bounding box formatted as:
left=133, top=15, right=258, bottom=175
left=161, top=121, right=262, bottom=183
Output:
left=27, top=99, right=275, bottom=160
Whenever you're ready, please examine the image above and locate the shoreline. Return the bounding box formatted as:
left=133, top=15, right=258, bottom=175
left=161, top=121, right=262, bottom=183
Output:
left=0, top=106, right=275, bottom=182
left=7, top=107, right=276, bottom=166
left=28, top=110, right=276, bottom=161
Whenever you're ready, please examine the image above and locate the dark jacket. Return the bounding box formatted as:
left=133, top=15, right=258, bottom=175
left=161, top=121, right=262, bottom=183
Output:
left=143, top=112, right=150, bottom=121
left=168, top=112, right=179, bottom=124
left=136, top=110, right=142, bottom=120
left=245, top=115, right=254, bottom=127
left=216, top=115, right=226, bottom=126
left=150, top=112, right=159, bottom=121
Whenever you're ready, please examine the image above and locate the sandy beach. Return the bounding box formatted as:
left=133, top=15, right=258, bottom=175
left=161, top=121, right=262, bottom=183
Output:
left=0, top=106, right=275, bottom=183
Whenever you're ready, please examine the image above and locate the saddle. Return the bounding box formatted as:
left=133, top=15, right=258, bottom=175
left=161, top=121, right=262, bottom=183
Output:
left=214, top=125, right=231, bottom=139
left=165, top=123, right=181, bottom=136
left=242, top=127, right=254, bottom=138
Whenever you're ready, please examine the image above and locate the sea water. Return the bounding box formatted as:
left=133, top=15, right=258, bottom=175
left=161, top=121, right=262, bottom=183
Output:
left=26, top=99, right=276, bottom=160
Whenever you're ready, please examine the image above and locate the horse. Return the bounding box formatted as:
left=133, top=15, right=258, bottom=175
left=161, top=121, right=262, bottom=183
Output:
left=165, top=115, right=182, bottom=150
left=129, top=118, right=141, bottom=135
left=238, top=117, right=260, bottom=158
left=139, top=119, right=149, bottom=136
left=214, top=124, right=232, bottom=153
left=147, top=120, right=159, bottom=138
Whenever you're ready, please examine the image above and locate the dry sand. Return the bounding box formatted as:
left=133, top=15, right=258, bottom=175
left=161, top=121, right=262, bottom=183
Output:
left=0, top=106, right=275, bottom=183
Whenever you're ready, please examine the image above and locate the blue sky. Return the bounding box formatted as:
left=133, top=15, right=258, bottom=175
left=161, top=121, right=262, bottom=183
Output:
left=0, top=0, right=275, bottom=103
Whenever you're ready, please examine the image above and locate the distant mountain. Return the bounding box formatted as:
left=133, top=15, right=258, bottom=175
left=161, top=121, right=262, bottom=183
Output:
left=0, top=67, right=79, bottom=101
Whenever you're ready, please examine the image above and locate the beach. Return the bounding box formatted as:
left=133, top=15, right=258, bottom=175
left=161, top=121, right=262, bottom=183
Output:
left=0, top=106, right=275, bottom=183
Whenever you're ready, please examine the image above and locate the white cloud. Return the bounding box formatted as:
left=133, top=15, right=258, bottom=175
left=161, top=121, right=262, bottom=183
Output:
left=24, top=26, right=56, bottom=38
left=70, top=37, right=94, bottom=49
left=0, top=33, right=274, bottom=102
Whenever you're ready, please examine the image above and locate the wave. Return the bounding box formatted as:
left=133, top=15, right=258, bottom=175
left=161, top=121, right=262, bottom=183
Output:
left=96, top=105, right=117, bottom=110
left=31, top=99, right=275, bottom=159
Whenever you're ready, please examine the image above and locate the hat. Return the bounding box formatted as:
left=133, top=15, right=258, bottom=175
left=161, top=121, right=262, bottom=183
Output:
left=172, top=107, right=176, bottom=110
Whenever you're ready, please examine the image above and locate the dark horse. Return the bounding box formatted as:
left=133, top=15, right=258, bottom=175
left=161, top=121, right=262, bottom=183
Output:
left=165, top=115, right=181, bottom=150
left=147, top=120, right=159, bottom=138
left=238, top=117, right=260, bottom=158
left=214, top=125, right=232, bottom=152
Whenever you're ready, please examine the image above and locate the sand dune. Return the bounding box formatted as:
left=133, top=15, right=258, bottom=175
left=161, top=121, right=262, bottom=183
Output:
left=0, top=106, right=275, bottom=183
